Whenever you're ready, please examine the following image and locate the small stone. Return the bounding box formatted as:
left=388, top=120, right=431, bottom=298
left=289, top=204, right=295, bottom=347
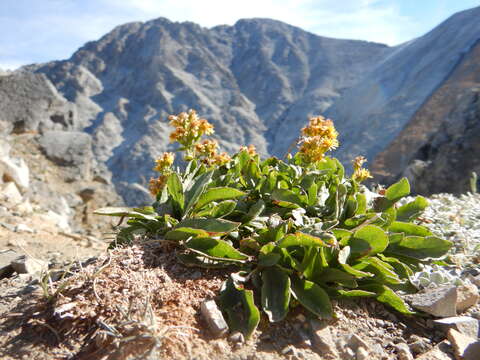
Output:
left=11, top=255, right=48, bottom=275
left=14, top=223, right=34, bottom=233
left=347, top=334, right=369, bottom=352
left=410, top=285, right=457, bottom=317
left=416, top=341, right=454, bottom=360
left=434, top=316, right=479, bottom=339
left=0, top=249, right=19, bottom=278
left=200, top=300, right=228, bottom=337
left=309, top=319, right=339, bottom=358
left=356, top=346, right=369, bottom=360
left=447, top=328, right=480, bottom=360
left=396, top=343, right=414, bottom=360
left=456, top=284, right=479, bottom=313
left=281, top=345, right=295, bottom=355
left=472, top=275, right=480, bottom=288
left=344, top=347, right=356, bottom=360
left=228, top=331, right=244, bottom=344
left=409, top=335, right=430, bottom=355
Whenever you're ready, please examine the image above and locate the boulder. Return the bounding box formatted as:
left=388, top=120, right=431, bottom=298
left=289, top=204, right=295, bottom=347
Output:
left=38, top=131, right=93, bottom=181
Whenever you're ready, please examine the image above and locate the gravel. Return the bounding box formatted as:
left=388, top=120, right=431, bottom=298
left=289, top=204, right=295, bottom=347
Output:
left=401, top=193, right=480, bottom=289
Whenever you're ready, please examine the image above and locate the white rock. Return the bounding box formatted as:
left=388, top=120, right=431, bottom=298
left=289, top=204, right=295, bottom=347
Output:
left=0, top=181, right=23, bottom=207
left=0, top=156, right=29, bottom=192
left=410, top=285, right=457, bottom=317
left=11, top=255, right=48, bottom=275
left=200, top=300, right=228, bottom=337
left=447, top=328, right=480, bottom=360
left=40, top=210, right=71, bottom=232
left=434, top=316, right=479, bottom=339
left=13, top=199, right=33, bottom=215
left=457, top=284, right=479, bottom=313
left=310, top=320, right=339, bottom=358
left=14, top=223, right=34, bottom=233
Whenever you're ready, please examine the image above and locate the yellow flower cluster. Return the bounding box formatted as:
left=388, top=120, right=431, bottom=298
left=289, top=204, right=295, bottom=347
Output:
left=148, top=175, right=167, bottom=196
left=195, top=139, right=218, bottom=158
left=194, top=139, right=231, bottom=166
left=352, top=156, right=372, bottom=183
left=153, top=152, right=175, bottom=173
left=298, top=116, right=339, bottom=163
left=168, top=109, right=214, bottom=146
left=239, top=144, right=257, bottom=156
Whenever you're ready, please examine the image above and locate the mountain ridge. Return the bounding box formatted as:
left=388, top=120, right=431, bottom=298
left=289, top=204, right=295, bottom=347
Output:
left=3, top=6, right=480, bottom=202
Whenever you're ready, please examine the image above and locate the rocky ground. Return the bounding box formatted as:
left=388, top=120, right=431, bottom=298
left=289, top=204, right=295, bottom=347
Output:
left=1, top=134, right=480, bottom=359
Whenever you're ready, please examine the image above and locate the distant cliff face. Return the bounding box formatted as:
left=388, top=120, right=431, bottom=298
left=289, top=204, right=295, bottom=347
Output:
left=325, top=6, right=480, bottom=165
left=29, top=18, right=388, bottom=201
left=3, top=7, right=480, bottom=202
left=372, top=39, right=480, bottom=195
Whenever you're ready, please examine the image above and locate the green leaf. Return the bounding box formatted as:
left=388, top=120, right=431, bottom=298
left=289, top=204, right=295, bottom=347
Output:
left=94, top=207, right=157, bottom=220
left=219, top=278, right=260, bottom=339
left=385, top=178, right=410, bottom=202
left=349, top=225, right=389, bottom=256
left=314, top=268, right=358, bottom=288
left=333, top=229, right=353, bottom=246
left=194, top=187, right=245, bottom=210
left=360, top=257, right=402, bottom=284
left=164, top=227, right=210, bottom=241
left=386, top=236, right=453, bottom=259
left=186, top=237, right=249, bottom=261
left=336, top=289, right=376, bottom=297
left=397, top=196, right=429, bottom=222
left=211, top=200, right=237, bottom=218
left=290, top=276, right=333, bottom=319
left=167, top=173, right=184, bottom=213
left=184, top=171, right=213, bottom=216
left=271, top=188, right=302, bottom=208
left=338, top=246, right=373, bottom=278
left=389, top=222, right=432, bottom=237
left=261, top=267, right=291, bottom=322
left=258, top=243, right=281, bottom=267
left=176, top=252, right=232, bottom=269
left=175, top=218, right=240, bottom=235
left=242, top=199, right=266, bottom=223
left=278, top=232, right=333, bottom=248
left=361, top=284, right=414, bottom=314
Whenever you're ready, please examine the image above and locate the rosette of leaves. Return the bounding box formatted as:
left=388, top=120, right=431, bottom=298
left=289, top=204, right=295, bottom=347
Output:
left=96, top=149, right=452, bottom=339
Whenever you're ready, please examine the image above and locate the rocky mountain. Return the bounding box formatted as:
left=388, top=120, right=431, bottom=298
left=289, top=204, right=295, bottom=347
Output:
left=372, top=38, right=480, bottom=195
left=25, top=18, right=389, bottom=202
left=2, top=6, right=480, bottom=202
left=325, top=6, right=480, bottom=166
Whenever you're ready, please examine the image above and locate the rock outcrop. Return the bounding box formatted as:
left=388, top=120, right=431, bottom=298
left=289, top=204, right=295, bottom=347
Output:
left=372, top=38, right=480, bottom=194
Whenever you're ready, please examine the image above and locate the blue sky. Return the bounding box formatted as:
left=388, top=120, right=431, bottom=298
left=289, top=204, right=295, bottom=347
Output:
left=1, top=0, right=479, bottom=70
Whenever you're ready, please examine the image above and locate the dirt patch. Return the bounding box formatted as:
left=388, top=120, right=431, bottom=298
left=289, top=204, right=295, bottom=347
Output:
left=0, top=239, right=455, bottom=360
